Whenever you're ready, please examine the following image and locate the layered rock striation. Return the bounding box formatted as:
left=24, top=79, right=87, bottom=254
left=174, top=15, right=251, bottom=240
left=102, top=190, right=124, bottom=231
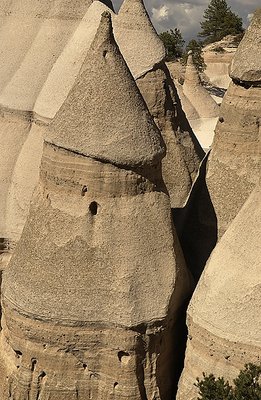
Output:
left=182, top=52, right=219, bottom=120
left=206, top=9, right=261, bottom=238
left=0, top=0, right=114, bottom=255
left=114, top=0, right=204, bottom=207
left=0, top=0, right=203, bottom=256
left=177, top=184, right=261, bottom=400
left=0, top=14, right=192, bottom=399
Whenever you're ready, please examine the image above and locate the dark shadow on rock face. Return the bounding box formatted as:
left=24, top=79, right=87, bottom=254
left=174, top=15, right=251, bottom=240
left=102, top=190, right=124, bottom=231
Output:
left=172, top=152, right=218, bottom=282
left=156, top=300, right=189, bottom=400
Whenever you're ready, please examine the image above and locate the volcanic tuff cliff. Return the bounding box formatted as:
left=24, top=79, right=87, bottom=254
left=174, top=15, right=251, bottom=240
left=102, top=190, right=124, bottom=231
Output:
left=205, top=8, right=261, bottom=238
left=0, top=0, right=203, bottom=259
left=0, top=13, right=192, bottom=400
left=176, top=10, right=261, bottom=399
left=177, top=184, right=261, bottom=400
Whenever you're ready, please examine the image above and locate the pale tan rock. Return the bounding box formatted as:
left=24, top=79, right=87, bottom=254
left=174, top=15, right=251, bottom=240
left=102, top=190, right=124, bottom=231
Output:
left=0, top=112, right=32, bottom=250
left=230, top=9, right=261, bottom=82
left=177, top=185, right=261, bottom=400
left=113, top=0, right=166, bottom=79
left=47, top=12, right=165, bottom=168
left=175, top=80, right=200, bottom=121
left=206, top=81, right=260, bottom=238
left=0, top=0, right=204, bottom=248
left=0, top=14, right=192, bottom=399
left=34, top=1, right=114, bottom=121
left=203, top=35, right=238, bottom=89
left=136, top=65, right=204, bottom=207
left=183, top=52, right=219, bottom=119
left=0, top=0, right=113, bottom=249
left=205, top=11, right=261, bottom=238
left=0, top=0, right=113, bottom=111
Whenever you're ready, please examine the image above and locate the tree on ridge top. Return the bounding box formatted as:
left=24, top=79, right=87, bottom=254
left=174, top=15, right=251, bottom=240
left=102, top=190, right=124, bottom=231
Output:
left=199, top=0, right=244, bottom=44
left=159, top=28, right=185, bottom=60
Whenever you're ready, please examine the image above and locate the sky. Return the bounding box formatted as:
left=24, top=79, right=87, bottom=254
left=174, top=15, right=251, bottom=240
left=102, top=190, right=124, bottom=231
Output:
left=112, top=0, right=260, bottom=41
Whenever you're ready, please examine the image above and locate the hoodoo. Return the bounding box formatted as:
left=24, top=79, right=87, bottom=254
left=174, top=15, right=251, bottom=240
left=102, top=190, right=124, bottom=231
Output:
left=0, top=13, right=192, bottom=399
left=206, top=8, right=261, bottom=238
left=0, top=0, right=204, bottom=256
left=177, top=184, right=261, bottom=400
left=0, top=0, right=114, bottom=256
left=183, top=51, right=219, bottom=119
left=115, top=0, right=204, bottom=207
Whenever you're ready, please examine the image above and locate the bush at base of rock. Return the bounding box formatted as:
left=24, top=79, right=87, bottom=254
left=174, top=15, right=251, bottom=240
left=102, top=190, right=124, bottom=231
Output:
left=195, top=363, right=261, bottom=400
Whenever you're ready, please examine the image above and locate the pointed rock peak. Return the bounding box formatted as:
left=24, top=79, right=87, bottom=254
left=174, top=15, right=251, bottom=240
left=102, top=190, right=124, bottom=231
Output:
left=119, top=0, right=149, bottom=15
left=90, top=10, right=113, bottom=47
left=186, top=51, right=194, bottom=66
left=184, top=52, right=200, bottom=84
left=114, top=0, right=165, bottom=79
left=47, top=13, right=165, bottom=168
left=230, top=8, right=261, bottom=82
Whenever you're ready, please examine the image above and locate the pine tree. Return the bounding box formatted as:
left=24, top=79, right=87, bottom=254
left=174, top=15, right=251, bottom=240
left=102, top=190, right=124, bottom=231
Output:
left=195, top=373, right=234, bottom=400
left=159, top=28, right=185, bottom=60
left=199, top=0, right=243, bottom=44
left=195, top=364, right=261, bottom=400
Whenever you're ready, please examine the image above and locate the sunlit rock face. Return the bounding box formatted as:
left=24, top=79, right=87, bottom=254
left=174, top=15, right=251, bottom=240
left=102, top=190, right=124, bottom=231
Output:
left=0, top=0, right=114, bottom=254
left=0, top=14, right=192, bottom=400
left=176, top=11, right=261, bottom=399
left=183, top=52, right=219, bottom=120
left=177, top=184, right=261, bottom=400
left=0, top=0, right=203, bottom=256
left=206, top=9, right=261, bottom=239
left=136, top=62, right=204, bottom=208
left=115, top=0, right=204, bottom=208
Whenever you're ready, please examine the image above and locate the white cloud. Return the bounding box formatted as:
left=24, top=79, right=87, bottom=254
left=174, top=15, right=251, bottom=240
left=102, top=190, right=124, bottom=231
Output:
left=247, top=13, right=254, bottom=22
left=152, top=5, right=169, bottom=21
left=113, top=0, right=260, bottom=40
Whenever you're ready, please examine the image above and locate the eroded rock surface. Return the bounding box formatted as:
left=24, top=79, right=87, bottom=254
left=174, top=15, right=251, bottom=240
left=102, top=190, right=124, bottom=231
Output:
left=206, top=9, right=261, bottom=238
left=0, top=14, right=192, bottom=400
left=177, top=185, right=261, bottom=400
left=0, top=0, right=203, bottom=252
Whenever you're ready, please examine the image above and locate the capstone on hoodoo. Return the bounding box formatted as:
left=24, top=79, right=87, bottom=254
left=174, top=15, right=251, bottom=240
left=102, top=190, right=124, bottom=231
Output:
left=114, top=0, right=204, bottom=208
left=0, top=0, right=203, bottom=260
left=0, top=13, right=192, bottom=400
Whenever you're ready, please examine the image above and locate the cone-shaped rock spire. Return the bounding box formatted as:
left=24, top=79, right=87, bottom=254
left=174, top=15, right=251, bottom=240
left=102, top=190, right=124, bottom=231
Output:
left=47, top=11, right=165, bottom=168
left=183, top=51, right=219, bottom=119
left=230, top=8, right=261, bottom=82
left=177, top=185, right=261, bottom=400
left=0, top=13, right=192, bottom=399
left=113, top=0, right=165, bottom=79
left=206, top=10, right=261, bottom=238
left=0, top=0, right=113, bottom=253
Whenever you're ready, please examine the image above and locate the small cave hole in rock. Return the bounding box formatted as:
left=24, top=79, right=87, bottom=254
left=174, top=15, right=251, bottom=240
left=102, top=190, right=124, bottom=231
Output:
left=15, top=350, right=22, bottom=358
left=117, top=351, right=129, bottom=362
left=83, top=363, right=87, bottom=370
left=81, top=185, right=88, bottom=196
left=39, top=371, right=46, bottom=379
left=103, top=50, right=108, bottom=58
left=89, top=201, right=99, bottom=216
left=31, top=359, right=37, bottom=372
left=113, top=382, right=118, bottom=388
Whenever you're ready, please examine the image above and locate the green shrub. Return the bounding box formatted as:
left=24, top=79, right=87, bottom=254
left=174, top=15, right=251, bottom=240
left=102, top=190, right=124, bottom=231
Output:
left=195, top=364, right=261, bottom=400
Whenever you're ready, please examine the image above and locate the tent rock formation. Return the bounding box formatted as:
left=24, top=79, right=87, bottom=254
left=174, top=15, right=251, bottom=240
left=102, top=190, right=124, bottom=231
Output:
left=0, top=0, right=204, bottom=256
left=0, top=13, right=192, bottom=400
left=206, top=8, right=261, bottom=238
left=177, top=185, right=261, bottom=400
